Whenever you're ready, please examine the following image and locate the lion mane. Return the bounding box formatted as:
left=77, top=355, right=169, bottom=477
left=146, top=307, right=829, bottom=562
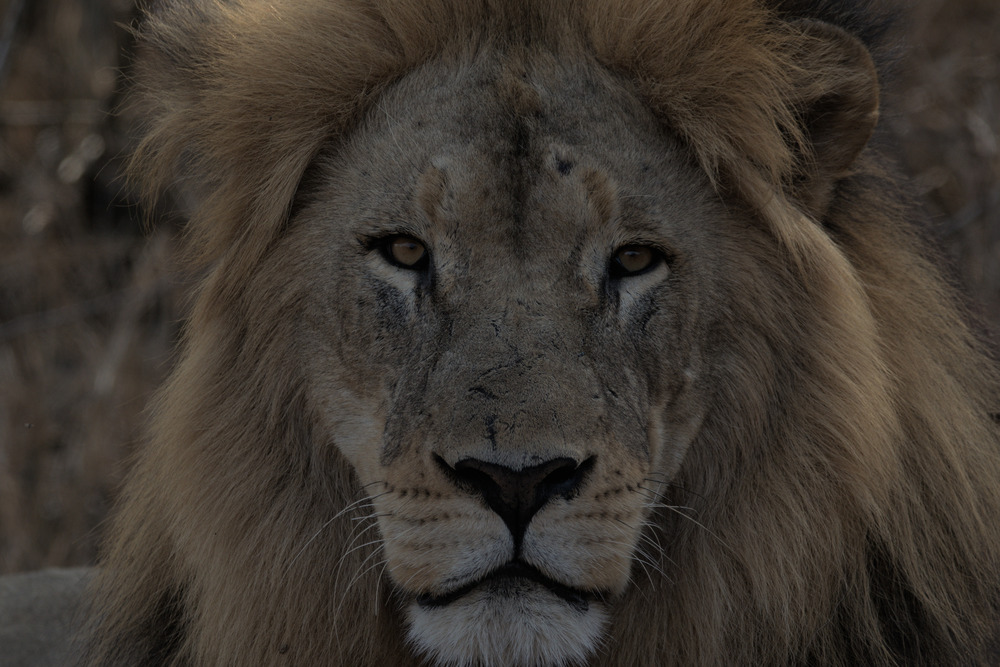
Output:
left=85, top=0, right=1000, bottom=665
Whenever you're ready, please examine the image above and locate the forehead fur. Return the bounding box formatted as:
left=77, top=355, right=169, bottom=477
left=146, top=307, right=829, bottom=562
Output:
left=132, top=0, right=804, bottom=268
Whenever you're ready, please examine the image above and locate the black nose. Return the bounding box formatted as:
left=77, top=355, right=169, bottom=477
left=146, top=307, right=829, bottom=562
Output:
left=437, top=455, right=595, bottom=546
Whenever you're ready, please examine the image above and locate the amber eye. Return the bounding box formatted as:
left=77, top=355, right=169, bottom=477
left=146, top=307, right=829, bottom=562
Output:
left=381, top=235, right=429, bottom=270
left=609, top=244, right=661, bottom=278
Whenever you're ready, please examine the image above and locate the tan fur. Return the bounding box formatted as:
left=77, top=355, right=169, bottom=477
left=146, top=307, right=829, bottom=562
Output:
left=86, top=1, right=1000, bottom=665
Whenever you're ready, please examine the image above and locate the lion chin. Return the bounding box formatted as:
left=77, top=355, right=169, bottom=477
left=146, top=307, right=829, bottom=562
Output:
left=407, top=572, right=608, bottom=667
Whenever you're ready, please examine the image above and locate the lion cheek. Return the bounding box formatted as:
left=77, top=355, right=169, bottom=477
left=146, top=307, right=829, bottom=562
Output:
left=310, top=384, right=386, bottom=478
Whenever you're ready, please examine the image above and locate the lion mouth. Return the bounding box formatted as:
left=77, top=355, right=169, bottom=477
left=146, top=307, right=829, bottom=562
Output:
left=415, top=561, right=594, bottom=612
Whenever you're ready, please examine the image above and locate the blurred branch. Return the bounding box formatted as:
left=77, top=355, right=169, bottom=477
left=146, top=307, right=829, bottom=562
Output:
left=0, top=100, right=104, bottom=126
left=0, top=261, right=173, bottom=342
left=0, top=0, right=26, bottom=91
left=0, top=287, right=134, bottom=340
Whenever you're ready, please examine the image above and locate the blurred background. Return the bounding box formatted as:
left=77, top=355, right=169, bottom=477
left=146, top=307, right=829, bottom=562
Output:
left=0, top=0, right=998, bottom=575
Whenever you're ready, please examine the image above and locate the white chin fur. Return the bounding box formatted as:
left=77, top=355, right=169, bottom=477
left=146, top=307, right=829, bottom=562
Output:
left=406, top=584, right=607, bottom=667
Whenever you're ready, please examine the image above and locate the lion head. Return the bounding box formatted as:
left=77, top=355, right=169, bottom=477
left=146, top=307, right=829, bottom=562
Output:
left=86, top=1, right=1000, bottom=665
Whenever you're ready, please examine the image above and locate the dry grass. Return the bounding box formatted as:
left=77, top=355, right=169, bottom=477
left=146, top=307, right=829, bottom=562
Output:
left=0, top=0, right=997, bottom=575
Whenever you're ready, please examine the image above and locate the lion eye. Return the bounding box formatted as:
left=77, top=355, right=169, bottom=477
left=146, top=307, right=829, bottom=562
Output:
left=609, top=244, right=660, bottom=278
left=381, top=235, right=429, bottom=270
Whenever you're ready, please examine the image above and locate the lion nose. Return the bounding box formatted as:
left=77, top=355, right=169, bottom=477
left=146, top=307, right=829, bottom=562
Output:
left=438, top=455, right=595, bottom=546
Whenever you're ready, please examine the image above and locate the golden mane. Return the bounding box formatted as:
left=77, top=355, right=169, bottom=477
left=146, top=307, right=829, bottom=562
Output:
left=86, top=0, right=1000, bottom=664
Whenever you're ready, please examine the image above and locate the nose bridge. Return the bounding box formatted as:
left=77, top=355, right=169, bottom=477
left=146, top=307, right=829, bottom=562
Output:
left=456, top=297, right=572, bottom=397
left=428, top=299, right=596, bottom=465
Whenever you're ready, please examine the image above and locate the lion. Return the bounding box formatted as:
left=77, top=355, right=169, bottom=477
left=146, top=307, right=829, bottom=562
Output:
left=67, top=0, right=1000, bottom=665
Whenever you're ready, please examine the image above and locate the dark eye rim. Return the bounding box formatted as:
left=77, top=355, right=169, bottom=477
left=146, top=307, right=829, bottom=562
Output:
left=607, top=243, right=670, bottom=279
left=365, top=233, right=431, bottom=272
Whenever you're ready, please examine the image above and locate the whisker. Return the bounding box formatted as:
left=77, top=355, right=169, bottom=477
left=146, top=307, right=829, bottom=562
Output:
left=334, top=554, right=389, bottom=620
left=589, top=537, right=665, bottom=586
left=357, top=479, right=391, bottom=492
left=336, top=533, right=388, bottom=566
left=652, top=504, right=730, bottom=551
left=643, top=501, right=699, bottom=515
left=617, top=517, right=666, bottom=562
left=332, top=525, right=429, bottom=616
left=345, top=542, right=389, bottom=589
left=283, top=490, right=393, bottom=577
left=642, top=476, right=709, bottom=503
left=373, top=559, right=392, bottom=616
left=333, top=521, right=386, bottom=572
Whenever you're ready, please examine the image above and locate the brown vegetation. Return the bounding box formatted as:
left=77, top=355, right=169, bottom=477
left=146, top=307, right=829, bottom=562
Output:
left=0, top=0, right=997, bottom=577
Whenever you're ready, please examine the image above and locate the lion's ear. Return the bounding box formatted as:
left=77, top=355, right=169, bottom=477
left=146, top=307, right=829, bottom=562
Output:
left=787, top=19, right=880, bottom=217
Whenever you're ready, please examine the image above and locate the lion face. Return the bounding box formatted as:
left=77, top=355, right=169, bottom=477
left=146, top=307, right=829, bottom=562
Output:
left=278, top=53, right=745, bottom=665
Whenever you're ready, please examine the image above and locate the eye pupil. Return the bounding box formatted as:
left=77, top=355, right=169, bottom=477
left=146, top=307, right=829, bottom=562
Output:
left=387, top=235, right=427, bottom=269
left=612, top=245, right=657, bottom=276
